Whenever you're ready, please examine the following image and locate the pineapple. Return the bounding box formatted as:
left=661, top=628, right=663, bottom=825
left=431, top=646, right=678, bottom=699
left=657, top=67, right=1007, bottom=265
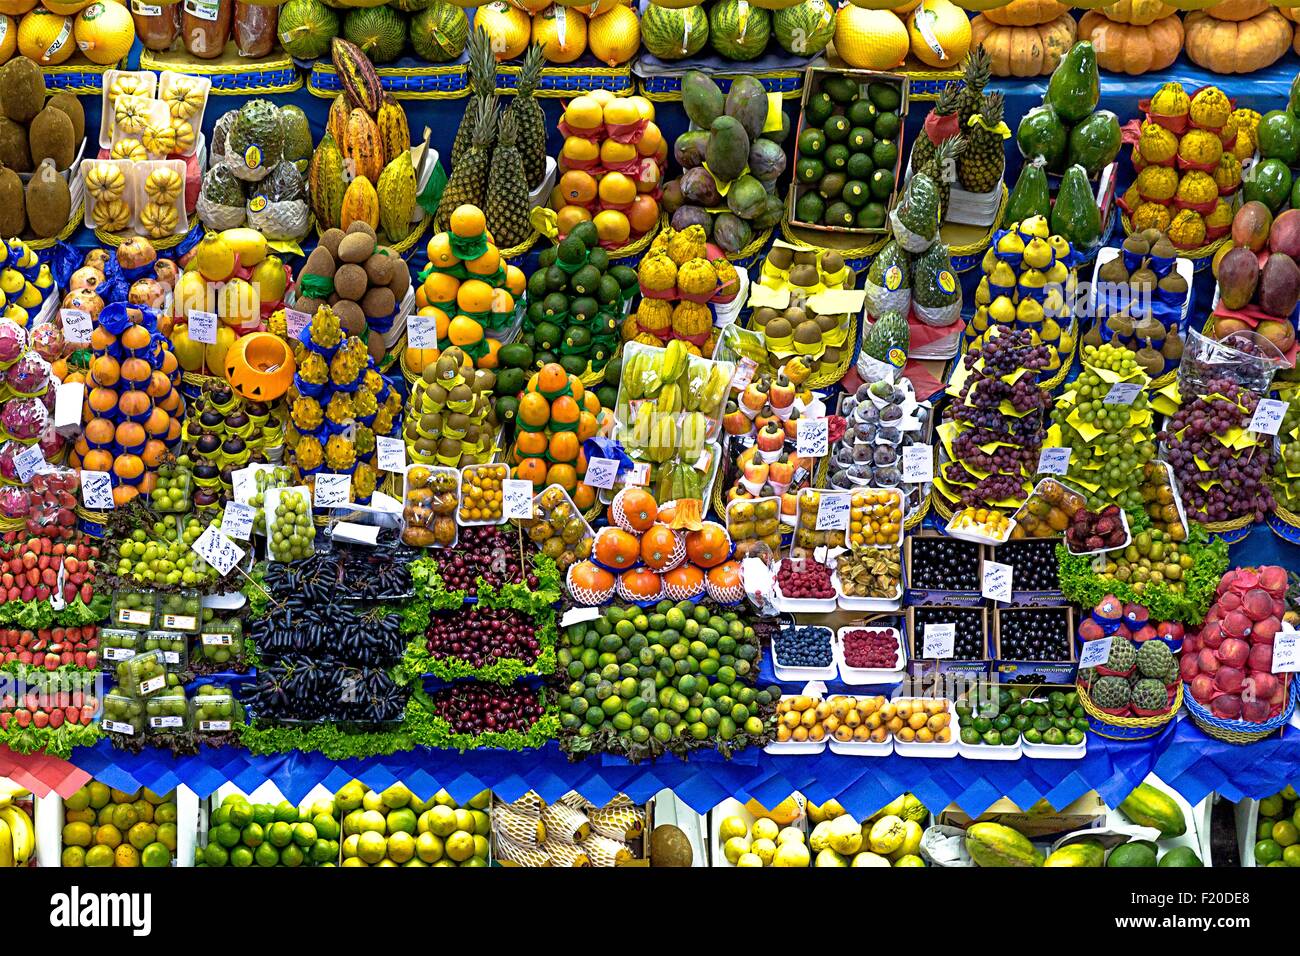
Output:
left=918, top=135, right=965, bottom=221
left=436, top=97, right=498, bottom=228
left=451, top=27, right=498, bottom=169
left=485, top=109, right=534, bottom=249
left=956, top=47, right=991, bottom=135
left=958, top=91, right=1007, bottom=194
left=910, top=83, right=959, bottom=181
left=509, top=43, right=548, bottom=191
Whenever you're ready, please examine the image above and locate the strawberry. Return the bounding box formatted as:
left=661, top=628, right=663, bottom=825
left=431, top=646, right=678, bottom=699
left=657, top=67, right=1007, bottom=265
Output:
left=47, top=708, right=63, bottom=729
left=65, top=706, right=80, bottom=724
left=79, top=705, right=95, bottom=724
left=0, top=713, right=9, bottom=731
left=14, top=709, right=30, bottom=728
left=32, top=711, right=48, bottom=729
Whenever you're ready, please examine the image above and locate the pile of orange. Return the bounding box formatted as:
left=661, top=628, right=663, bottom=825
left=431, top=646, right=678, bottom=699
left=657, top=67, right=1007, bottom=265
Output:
left=511, top=362, right=609, bottom=507
left=408, top=204, right=527, bottom=375
left=551, top=92, right=667, bottom=246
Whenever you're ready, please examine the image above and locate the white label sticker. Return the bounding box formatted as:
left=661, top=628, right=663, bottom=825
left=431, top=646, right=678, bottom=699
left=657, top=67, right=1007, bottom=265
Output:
left=408, top=311, right=439, bottom=350
left=149, top=715, right=183, bottom=729
left=220, top=502, right=256, bottom=541
left=185, top=0, right=219, bottom=20
left=376, top=436, right=407, bottom=474
left=815, top=493, right=850, bottom=531
left=584, top=457, right=620, bottom=490
left=313, top=473, right=352, bottom=509
left=102, top=647, right=135, bottom=661
left=502, top=479, right=534, bottom=520
left=201, top=633, right=233, bottom=646
left=902, top=445, right=933, bottom=484
left=161, top=615, right=196, bottom=632
left=1078, top=636, right=1113, bottom=670
left=285, top=308, right=311, bottom=340
left=796, top=417, right=828, bottom=457
left=1272, top=628, right=1300, bottom=674
left=188, top=309, right=219, bottom=346
left=191, top=526, right=244, bottom=577
left=102, top=719, right=135, bottom=736
left=117, top=608, right=152, bottom=626
left=627, top=462, right=650, bottom=487
left=922, top=623, right=955, bottom=659
left=981, top=560, right=1012, bottom=604
left=1103, top=381, right=1142, bottom=406
left=560, top=606, right=603, bottom=627
left=731, top=357, right=758, bottom=393
left=1249, top=398, right=1288, bottom=437
left=60, top=308, right=93, bottom=343
left=1037, top=447, right=1071, bottom=475
left=159, top=650, right=180, bottom=664
left=139, top=674, right=165, bottom=696
left=199, top=720, right=232, bottom=732
left=54, top=381, right=86, bottom=429
left=13, top=444, right=45, bottom=484
left=859, top=353, right=898, bottom=383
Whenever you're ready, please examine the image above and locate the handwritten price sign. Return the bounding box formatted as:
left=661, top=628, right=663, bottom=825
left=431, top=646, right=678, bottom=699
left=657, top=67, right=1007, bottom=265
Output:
left=922, top=623, right=955, bottom=659
left=191, top=526, right=244, bottom=577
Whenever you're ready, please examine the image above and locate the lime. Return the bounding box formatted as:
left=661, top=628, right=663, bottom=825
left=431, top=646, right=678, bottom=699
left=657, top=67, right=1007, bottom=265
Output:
left=202, top=843, right=229, bottom=867
left=1256, top=839, right=1283, bottom=865
left=292, top=821, right=318, bottom=847
left=241, top=822, right=264, bottom=847
left=254, top=843, right=280, bottom=867
left=312, top=813, right=340, bottom=841
left=267, top=821, right=294, bottom=848
left=228, top=846, right=254, bottom=868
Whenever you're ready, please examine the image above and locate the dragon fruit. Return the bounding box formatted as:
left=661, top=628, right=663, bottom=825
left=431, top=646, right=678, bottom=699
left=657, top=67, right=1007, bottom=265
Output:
left=0, top=319, right=25, bottom=367
left=27, top=323, right=64, bottom=363
left=5, top=351, right=51, bottom=395
left=0, top=486, right=28, bottom=518
left=1, top=396, right=49, bottom=440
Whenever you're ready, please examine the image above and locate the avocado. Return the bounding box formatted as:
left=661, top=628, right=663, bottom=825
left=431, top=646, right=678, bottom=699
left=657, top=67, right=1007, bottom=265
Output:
left=867, top=82, right=901, bottom=113
left=498, top=342, right=533, bottom=369
left=570, top=220, right=599, bottom=248
left=823, top=76, right=857, bottom=104
left=798, top=127, right=825, bottom=157
left=559, top=354, right=587, bottom=376
left=825, top=201, right=854, bottom=229
left=804, top=93, right=833, bottom=127
left=846, top=151, right=873, bottom=180
left=848, top=99, right=877, bottom=127
left=570, top=296, right=599, bottom=323
left=823, top=115, right=850, bottom=143
left=542, top=293, right=569, bottom=319
left=824, top=143, right=849, bottom=171
left=819, top=172, right=846, bottom=200
left=557, top=234, right=587, bottom=264
left=842, top=180, right=869, bottom=208
left=571, top=265, right=601, bottom=295
left=874, top=111, right=901, bottom=141
left=871, top=139, right=898, bottom=170
left=535, top=321, right=562, bottom=350
left=869, top=168, right=895, bottom=200
left=796, top=157, right=824, bottom=184
left=795, top=191, right=825, bottom=225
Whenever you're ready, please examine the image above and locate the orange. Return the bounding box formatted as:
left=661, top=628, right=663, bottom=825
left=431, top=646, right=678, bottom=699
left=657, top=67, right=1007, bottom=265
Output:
left=516, top=457, right=548, bottom=486
left=457, top=279, right=494, bottom=314
left=505, top=265, right=526, bottom=297
left=558, top=170, right=598, bottom=205
left=450, top=205, right=486, bottom=238
left=517, top=393, right=550, bottom=429
left=561, top=135, right=599, bottom=165
left=423, top=271, right=460, bottom=304
left=582, top=390, right=602, bottom=416
left=598, top=171, right=636, bottom=207
left=83, top=449, right=113, bottom=472
left=593, top=210, right=630, bottom=245
left=465, top=245, right=500, bottom=276
left=166, top=418, right=182, bottom=442
left=600, top=139, right=637, bottom=166
left=112, top=454, right=144, bottom=481
left=627, top=195, right=659, bottom=235
left=550, top=395, right=580, bottom=428
left=418, top=306, right=451, bottom=341
left=142, top=439, right=167, bottom=468
left=478, top=337, right=502, bottom=369
left=548, top=430, right=578, bottom=463
left=635, top=161, right=660, bottom=194
left=565, top=95, right=603, bottom=131
left=546, top=462, right=577, bottom=492
left=415, top=285, right=428, bottom=309
left=537, top=363, right=568, bottom=397
left=568, top=376, right=585, bottom=406
left=557, top=205, right=592, bottom=236
left=120, top=325, right=150, bottom=351
left=448, top=315, right=484, bottom=347
left=426, top=233, right=458, bottom=268
left=515, top=430, right=548, bottom=458
left=637, top=122, right=663, bottom=158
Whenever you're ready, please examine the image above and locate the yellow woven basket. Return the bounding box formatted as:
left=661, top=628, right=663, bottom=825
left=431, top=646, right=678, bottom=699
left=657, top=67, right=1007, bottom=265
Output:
left=140, top=46, right=302, bottom=94
left=803, top=311, right=858, bottom=389
left=1199, top=513, right=1253, bottom=534
left=309, top=61, right=469, bottom=100
left=930, top=491, right=955, bottom=522
left=904, top=493, right=930, bottom=531
left=778, top=218, right=888, bottom=261
left=44, top=56, right=119, bottom=96
left=1079, top=681, right=1184, bottom=741
left=607, top=217, right=663, bottom=263
left=1120, top=211, right=1230, bottom=268
left=1274, top=501, right=1300, bottom=528
left=96, top=218, right=200, bottom=251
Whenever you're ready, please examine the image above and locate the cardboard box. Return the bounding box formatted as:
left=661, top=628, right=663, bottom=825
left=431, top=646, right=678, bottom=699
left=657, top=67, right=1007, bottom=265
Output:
left=906, top=604, right=989, bottom=681
left=993, top=605, right=1077, bottom=685
left=938, top=791, right=1108, bottom=839
left=904, top=533, right=984, bottom=607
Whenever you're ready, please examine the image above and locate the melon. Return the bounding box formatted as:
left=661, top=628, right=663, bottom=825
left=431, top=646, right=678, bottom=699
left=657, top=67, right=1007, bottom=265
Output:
left=72, top=1, right=132, bottom=64
left=343, top=4, right=407, bottom=64
left=277, top=0, right=339, bottom=59
left=773, top=0, right=834, bottom=54
left=907, top=0, right=971, bottom=68
left=587, top=3, right=639, bottom=64
left=476, top=0, right=531, bottom=58
left=640, top=0, right=708, bottom=59
left=834, top=5, right=908, bottom=68
left=17, top=8, right=75, bottom=65
left=409, top=2, right=469, bottom=62
left=532, top=5, right=587, bottom=62
left=709, top=0, right=770, bottom=59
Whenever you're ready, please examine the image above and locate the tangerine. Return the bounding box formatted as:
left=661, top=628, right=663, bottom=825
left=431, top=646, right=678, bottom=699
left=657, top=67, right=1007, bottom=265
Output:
left=593, top=210, right=630, bottom=245
left=556, top=205, right=592, bottom=235
left=558, top=170, right=598, bottom=205
left=627, top=195, right=660, bottom=234
left=505, top=265, right=526, bottom=297
left=465, top=246, right=500, bottom=276
left=450, top=205, right=486, bottom=238
left=517, top=393, right=550, bottom=429
left=423, top=272, right=460, bottom=305
left=537, top=363, right=568, bottom=397
left=448, top=315, right=484, bottom=347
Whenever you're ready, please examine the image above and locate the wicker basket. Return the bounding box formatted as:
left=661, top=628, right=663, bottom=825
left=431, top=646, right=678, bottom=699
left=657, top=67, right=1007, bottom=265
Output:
left=1078, top=680, right=1183, bottom=742
left=141, top=45, right=301, bottom=94
left=309, top=60, right=469, bottom=100
left=97, top=217, right=202, bottom=251
left=1268, top=502, right=1300, bottom=543
left=314, top=216, right=428, bottom=258
left=1184, top=679, right=1297, bottom=745
left=802, top=312, right=858, bottom=390
left=498, top=61, right=634, bottom=98
left=44, top=56, right=118, bottom=95
left=726, top=227, right=773, bottom=268
left=638, top=70, right=805, bottom=102
left=904, top=493, right=930, bottom=531
left=778, top=219, right=888, bottom=272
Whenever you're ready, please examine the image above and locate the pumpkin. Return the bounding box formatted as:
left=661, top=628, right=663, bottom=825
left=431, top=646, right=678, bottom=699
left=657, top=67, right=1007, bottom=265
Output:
left=907, top=0, right=972, bottom=66
left=1200, top=0, right=1267, bottom=18
left=1077, top=10, right=1184, bottom=73
left=1099, top=0, right=1177, bottom=23
left=1184, top=8, right=1291, bottom=72
left=223, top=332, right=296, bottom=402
left=952, top=0, right=1014, bottom=9
left=1281, top=4, right=1300, bottom=21
left=982, top=0, right=1066, bottom=24
left=971, top=12, right=1077, bottom=74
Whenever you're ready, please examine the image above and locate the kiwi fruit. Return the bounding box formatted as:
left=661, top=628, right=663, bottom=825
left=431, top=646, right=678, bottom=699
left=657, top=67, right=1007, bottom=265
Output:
left=46, top=93, right=84, bottom=144
left=337, top=231, right=374, bottom=264
left=765, top=317, right=792, bottom=340
left=363, top=251, right=394, bottom=286
left=789, top=263, right=819, bottom=287
left=793, top=320, right=822, bottom=346
left=361, top=286, right=395, bottom=319
left=0, top=118, right=30, bottom=172
left=319, top=227, right=345, bottom=259
left=821, top=251, right=844, bottom=275
left=333, top=298, right=366, bottom=335
left=28, top=105, right=73, bottom=171
left=368, top=334, right=386, bottom=364
left=767, top=246, right=793, bottom=270
left=793, top=249, right=816, bottom=265
left=0, top=167, right=24, bottom=238
left=334, top=263, right=368, bottom=300
left=752, top=306, right=777, bottom=329
left=0, top=59, right=46, bottom=124
left=24, top=161, right=69, bottom=239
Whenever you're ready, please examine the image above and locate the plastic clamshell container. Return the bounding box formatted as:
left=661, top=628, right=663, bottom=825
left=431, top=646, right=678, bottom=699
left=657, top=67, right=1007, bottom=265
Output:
left=156, top=71, right=211, bottom=158
left=145, top=690, right=190, bottom=734
left=120, top=648, right=169, bottom=698
left=833, top=570, right=902, bottom=611
left=945, top=512, right=1017, bottom=546
left=264, top=485, right=315, bottom=562
left=725, top=495, right=783, bottom=557
left=529, top=483, right=594, bottom=560
left=890, top=700, right=960, bottom=759
left=156, top=591, right=201, bottom=632
left=191, top=689, right=242, bottom=734
left=1021, top=737, right=1087, bottom=760
left=101, top=689, right=144, bottom=737
left=196, top=620, right=243, bottom=666
left=1065, top=508, right=1131, bottom=557
left=98, top=627, right=140, bottom=665
left=792, top=488, right=849, bottom=551
left=142, top=629, right=188, bottom=670
left=771, top=578, right=837, bottom=614
left=99, top=70, right=160, bottom=148
left=957, top=735, right=1022, bottom=761
left=400, top=463, right=460, bottom=549
left=82, top=158, right=136, bottom=231
left=764, top=696, right=829, bottom=755
left=457, top=462, right=510, bottom=527
left=771, top=625, right=837, bottom=682
left=834, top=626, right=906, bottom=684
left=132, top=158, right=189, bottom=239
left=111, top=590, right=156, bottom=630
left=846, top=486, right=906, bottom=549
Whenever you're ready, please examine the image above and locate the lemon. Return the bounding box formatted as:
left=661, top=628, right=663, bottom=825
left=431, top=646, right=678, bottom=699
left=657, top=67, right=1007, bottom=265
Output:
left=342, top=834, right=360, bottom=859
left=851, top=850, right=892, bottom=867
left=423, top=805, right=458, bottom=837
left=358, top=809, right=387, bottom=834
left=772, top=841, right=811, bottom=867
left=416, top=831, right=444, bottom=864
left=717, top=814, right=749, bottom=842
left=444, top=830, right=475, bottom=863
left=387, top=831, right=416, bottom=863
left=776, top=826, right=805, bottom=845
left=292, top=822, right=318, bottom=847
left=356, top=830, right=387, bottom=865
left=334, top=781, right=365, bottom=812
left=453, top=808, right=475, bottom=834
left=722, top=835, right=751, bottom=864
left=750, top=817, right=779, bottom=842
left=736, top=852, right=763, bottom=867
left=380, top=783, right=412, bottom=810
left=362, top=790, right=385, bottom=813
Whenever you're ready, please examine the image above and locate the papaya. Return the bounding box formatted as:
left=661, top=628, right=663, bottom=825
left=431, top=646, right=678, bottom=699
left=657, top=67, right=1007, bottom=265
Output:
left=1068, top=111, right=1122, bottom=178
left=1158, top=846, right=1203, bottom=867
left=1044, top=840, right=1105, bottom=867
left=1118, top=782, right=1187, bottom=838
left=1005, top=157, right=1050, bottom=224
left=964, top=822, right=1044, bottom=867
left=1045, top=40, right=1099, bottom=125
left=1051, top=164, right=1102, bottom=252
left=1016, top=104, right=1067, bottom=171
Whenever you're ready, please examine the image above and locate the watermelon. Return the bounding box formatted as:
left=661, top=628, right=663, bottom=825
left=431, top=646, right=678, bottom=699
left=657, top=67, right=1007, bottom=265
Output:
left=641, top=2, right=709, bottom=61
left=773, top=0, right=834, bottom=56
left=709, top=0, right=771, bottom=61
left=409, top=2, right=468, bottom=63
left=343, top=5, right=407, bottom=65
left=276, top=0, right=339, bottom=60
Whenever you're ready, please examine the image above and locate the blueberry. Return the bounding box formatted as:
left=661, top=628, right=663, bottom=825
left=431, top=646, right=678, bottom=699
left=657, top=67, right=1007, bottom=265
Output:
left=774, top=625, right=832, bottom=668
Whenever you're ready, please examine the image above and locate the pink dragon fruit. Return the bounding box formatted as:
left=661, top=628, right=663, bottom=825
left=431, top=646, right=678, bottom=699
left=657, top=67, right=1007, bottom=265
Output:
left=1, top=396, right=49, bottom=440
left=5, top=351, right=51, bottom=395
left=0, top=319, right=25, bottom=367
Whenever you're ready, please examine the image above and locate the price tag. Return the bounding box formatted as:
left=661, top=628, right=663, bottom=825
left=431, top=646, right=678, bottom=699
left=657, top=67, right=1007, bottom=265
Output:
left=902, top=444, right=933, bottom=484
left=502, top=479, right=534, bottom=520
left=80, top=470, right=114, bottom=510
left=13, top=444, right=45, bottom=484
left=922, top=623, right=955, bottom=659
left=285, top=308, right=311, bottom=341
left=159, top=649, right=181, bottom=665
left=117, top=608, right=151, bottom=627
left=102, top=647, right=135, bottom=661
left=231, top=465, right=259, bottom=505
left=1037, top=446, right=1071, bottom=475
left=1249, top=398, right=1288, bottom=437
left=54, top=381, right=85, bottom=429
left=138, top=675, right=165, bottom=696
left=313, top=473, right=352, bottom=509
left=584, top=456, right=620, bottom=490
left=220, top=502, right=255, bottom=541
left=199, top=720, right=232, bottom=732
left=408, top=311, right=439, bottom=350
left=188, top=310, right=219, bottom=346
left=376, top=436, right=406, bottom=474
left=815, top=493, right=850, bottom=531
left=201, top=633, right=233, bottom=647
left=560, top=606, right=603, bottom=628
left=191, top=526, right=244, bottom=577
left=149, top=716, right=183, bottom=729
left=1272, top=628, right=1300, bottom=674
left=102, top=720, right=135, bottom=736
left=730, top=357, right=758, bottom=393
left=981, top=560, right=1012, bottom=603
left=1103, top=381, right=1142, bottom=405
left=796, top=417, right=829, bottom=457
left=60, top=308, right=92, bottom=343
left=1077, top=636, right=1113, bottom=670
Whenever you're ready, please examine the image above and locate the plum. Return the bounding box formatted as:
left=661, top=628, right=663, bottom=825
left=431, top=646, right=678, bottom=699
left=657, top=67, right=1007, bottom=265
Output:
left=1197, top=648, right=1220, bottom=674
left=1241, top=697, right=1271, bottom=722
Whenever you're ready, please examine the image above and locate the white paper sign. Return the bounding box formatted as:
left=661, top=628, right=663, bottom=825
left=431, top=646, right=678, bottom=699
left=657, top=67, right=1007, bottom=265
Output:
left=60, top=308, right=92, bottom=343
left=54, top=381, right=85, bottom=429
left=1272, top=628, right=1300, bottom=674
left=1104, top=381, right=1142, bottom=406
left=859, top=353, right=897, bottom=383
left=81, top=469, right=114, bottom=510
left=313, top=473, right=352, bottom=509
left=560, top=606, right=603, bottom=628
left=1249, top=399, right=1288, bottom=437
left=220, top=502, right=256, bottom=541
left=285, top=308, right=312, bottom=340
left=584, top=456, right=620, bottom=490
left=796, top=417, right=829, bottom=457
left=231, top=466, right=259, bottom=505
left=981, top=561, right=1013, bottom=603
left=1037, top=446, right=1071, bottom=475
left=13, top=444, right=45, bottom=483
left=408, top=311, right=439, bottom=350
left=376, top=436, right=406, bottom=473
left=922, top=623, right=955, bottom=659
left=332, top=521, right=380, bottom=546
left=815, top=493, right=850, bottom=531
left=189, top=309, right=219, bottom=346
left=502, top=479, right=534, bottom=520
left=902, top=445, right=933, bottom=484
left=627, top=462, right=650, bottom=486
left=191, top=526, right=244, bottom=577
left=1078, top=636, right=1114, bottom=670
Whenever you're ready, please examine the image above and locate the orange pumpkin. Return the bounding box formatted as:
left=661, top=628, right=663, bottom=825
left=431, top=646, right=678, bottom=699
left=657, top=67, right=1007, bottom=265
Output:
left=982, top=0, right=1069, bottom=25
left=1077, top=10, right=1185, bottom=73
left=1182, top=8, right=1291, bottom=73
left=593, top=527, right=640, bottom=569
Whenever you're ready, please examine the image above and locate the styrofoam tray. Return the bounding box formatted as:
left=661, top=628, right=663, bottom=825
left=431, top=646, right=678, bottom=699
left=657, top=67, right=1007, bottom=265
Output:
left=772, top=580, right=837, bottom=614
left=833, top=571, right=902, bottom=611
left=828, top=734, right=893, bottom=756
left=944, top=513, right=1016, bottom=546
left=833, top=626, right=905, bottom=685
left=957, top=736, right=1022, bottom=761
left=1089, top=246, right=1194, bottom=331
left=1022, top=738, right=1087, bottom=760
left=891, top=700, right=960, bottom=759
left=707, top=795, right=807, bottom=866
left=771, top=626, right=837, bottom=682
left=764, top=736, right=827, bottom=755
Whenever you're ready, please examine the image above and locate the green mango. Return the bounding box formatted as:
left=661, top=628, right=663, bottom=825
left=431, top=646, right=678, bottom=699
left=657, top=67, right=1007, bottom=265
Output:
left=1005, top=157, right=1051, bottom=224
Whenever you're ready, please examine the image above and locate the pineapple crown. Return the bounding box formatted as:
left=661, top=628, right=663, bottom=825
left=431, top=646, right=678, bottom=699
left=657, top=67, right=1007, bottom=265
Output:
left=472, top=96, right=499, bottom=149
left=962, top=46, right=991, bottom=92
left=467, top=26, right=499, bottom=94
left=515, top=43, right=545, bottom=98
left=934, top=134, right=966, bottom=162
left=972, top=91, right=1007, bottom=132
left=497, top=108, right=518, bottom=150
left=934, top=83, right=960, bottom=116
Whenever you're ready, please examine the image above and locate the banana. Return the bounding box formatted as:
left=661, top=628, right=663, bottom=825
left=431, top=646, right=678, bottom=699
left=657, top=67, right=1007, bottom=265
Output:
left=0, top=817, right=11, bottom=868
left=0, top=806, right=33, bottom=865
